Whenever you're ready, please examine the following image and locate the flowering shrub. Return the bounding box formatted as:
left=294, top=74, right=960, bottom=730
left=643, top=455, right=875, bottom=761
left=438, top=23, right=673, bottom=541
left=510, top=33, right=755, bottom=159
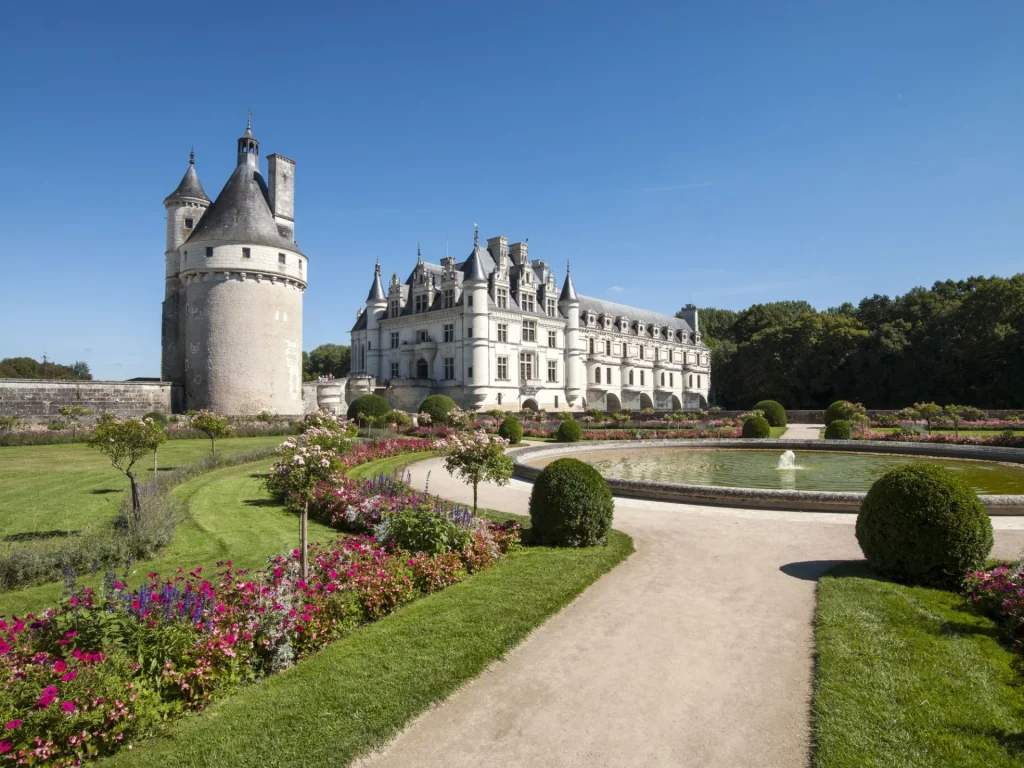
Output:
left=964, top=564, right=1024, bottom=653
left=435, top=431, right=513, bottom=513
left=852, top=429, right=1024, bottom=448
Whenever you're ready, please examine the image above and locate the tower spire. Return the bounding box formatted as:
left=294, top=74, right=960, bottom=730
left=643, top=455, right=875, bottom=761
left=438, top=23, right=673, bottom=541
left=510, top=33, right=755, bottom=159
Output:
left=473, top=222, right=479, bottom=247
left=189, top=146, right=195, bottom=165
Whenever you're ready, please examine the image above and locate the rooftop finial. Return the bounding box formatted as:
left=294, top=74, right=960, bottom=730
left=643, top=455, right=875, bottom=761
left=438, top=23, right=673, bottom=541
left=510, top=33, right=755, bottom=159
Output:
left=189, top=146, right=195, bottom=165
left=417, top=242, right=421, bottom=259
left=473, top=222, right=479, bottom=247
left=566, top=259, right=571, bottom=274
left=247, top=108, right=252, bottom=131
left=375, top=257, right=381, bottom=275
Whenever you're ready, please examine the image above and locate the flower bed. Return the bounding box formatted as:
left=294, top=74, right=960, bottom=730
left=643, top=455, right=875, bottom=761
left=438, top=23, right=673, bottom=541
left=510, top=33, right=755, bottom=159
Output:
left=0, top=436, right=518, bottom=766
left=853, top=429, right=1024, bottom=448
left=964, top=565, right=1024, bottom=654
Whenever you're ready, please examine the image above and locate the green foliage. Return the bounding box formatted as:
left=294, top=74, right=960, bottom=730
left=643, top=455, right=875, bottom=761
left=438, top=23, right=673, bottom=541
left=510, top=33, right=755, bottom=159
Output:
left=189, top=410, right=232, bottom=455
left=388, top=410, right=412, bottom=428
left=752, top=399, right=787, bottom=427
left=497, top=416, right=523, bottom=444
left=385, top=504, right=472, bottom=556
left=556, top=419, right=583, bottom=442
left=0, top=415, right=20, bottom=432
left=0, top=356, right=92, bottom=380
left=88, top=416, right=167, bottom=514
left=142, top=411, right=168, bottom=425
left=529, top=458, right=614, bottom=547
left=855, top=463, right=993, bottom=588
left=304, top=343, right=351, bottom=380
left=741, top=415, right=771, bottom=438
left=418, top=395, right=458, bottom=424
left=584, top=408, right=607, bottom=422
left=914, top=402, right=944, bottom=433
left=436, top=432, right=514, bottom=513
left=823, top=419, right=852, bottom=439
left=347, top=394, right=391, bottom=421
left=824, top=400, right=850, bottom=425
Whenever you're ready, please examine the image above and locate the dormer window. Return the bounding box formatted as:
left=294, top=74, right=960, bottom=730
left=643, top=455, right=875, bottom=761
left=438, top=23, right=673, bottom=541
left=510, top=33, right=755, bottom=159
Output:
left=184, top=218, right=194, bottom=229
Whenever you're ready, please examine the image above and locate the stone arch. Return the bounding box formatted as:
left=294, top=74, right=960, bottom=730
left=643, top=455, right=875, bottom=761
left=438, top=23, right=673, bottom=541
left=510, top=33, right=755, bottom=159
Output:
left=606, top=392, right=622, bottom=412
left=415, top=359, right=430, bottom=379
left=671, top=394, right=683, bottom=411
left=639, top=392, right=654, bottom=410
left=521, top=397, right=539, bottom=412
left=698, top=394, right=709, bottom=409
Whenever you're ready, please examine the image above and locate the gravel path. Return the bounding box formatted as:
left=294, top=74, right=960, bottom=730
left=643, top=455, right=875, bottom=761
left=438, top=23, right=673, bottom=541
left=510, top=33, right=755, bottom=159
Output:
left=781, top=423, right=823, bottom=440
left=356, top=453, right=1024, bottom=768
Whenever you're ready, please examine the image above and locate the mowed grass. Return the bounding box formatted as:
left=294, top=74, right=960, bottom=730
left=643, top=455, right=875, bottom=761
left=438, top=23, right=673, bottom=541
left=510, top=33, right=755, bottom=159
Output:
left=813, top=562, right=1024, bottom=768
left=0, top=436, right=286, bottom=539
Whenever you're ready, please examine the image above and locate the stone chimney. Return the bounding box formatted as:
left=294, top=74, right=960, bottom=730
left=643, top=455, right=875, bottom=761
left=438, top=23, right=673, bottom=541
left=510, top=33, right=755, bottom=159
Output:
left=509, top=241, right=528, bottom=266
left=487, top=235, right=508, bottom=262
left=267, top=154, right=296, bottom=240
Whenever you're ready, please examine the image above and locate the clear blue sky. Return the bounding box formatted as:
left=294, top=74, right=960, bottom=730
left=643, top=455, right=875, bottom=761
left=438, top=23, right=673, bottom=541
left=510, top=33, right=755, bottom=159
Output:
left=2, top=1, right=1022, bottom=380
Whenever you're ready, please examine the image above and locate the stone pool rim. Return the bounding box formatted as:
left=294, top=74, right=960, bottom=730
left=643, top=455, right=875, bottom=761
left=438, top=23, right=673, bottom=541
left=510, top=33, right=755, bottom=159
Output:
left=511, top=438, right=1024, bottom=515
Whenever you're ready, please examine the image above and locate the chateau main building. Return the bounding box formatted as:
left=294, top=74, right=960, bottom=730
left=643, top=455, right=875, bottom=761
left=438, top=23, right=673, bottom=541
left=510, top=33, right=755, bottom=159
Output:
left=350, top=231, right=710, bottom=413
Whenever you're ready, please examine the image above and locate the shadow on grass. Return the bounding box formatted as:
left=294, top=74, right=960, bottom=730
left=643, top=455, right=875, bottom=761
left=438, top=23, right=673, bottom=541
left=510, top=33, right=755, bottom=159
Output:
left=89, top=488, right=122, bottom=495
left=3, top=529, right=81, bottom=542
left=243, top=498, right=282, bottom=508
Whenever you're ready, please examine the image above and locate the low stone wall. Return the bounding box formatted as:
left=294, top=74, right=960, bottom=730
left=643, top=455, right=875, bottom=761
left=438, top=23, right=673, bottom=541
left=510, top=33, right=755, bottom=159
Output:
left=0, top=379, right=176, bottom=420
left=511, top=439, right=1024, bottom=515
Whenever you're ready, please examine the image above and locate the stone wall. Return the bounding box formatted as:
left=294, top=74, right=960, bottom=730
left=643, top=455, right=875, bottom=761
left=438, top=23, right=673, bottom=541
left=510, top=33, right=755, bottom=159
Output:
left=0, top=380, right=176, bottom=420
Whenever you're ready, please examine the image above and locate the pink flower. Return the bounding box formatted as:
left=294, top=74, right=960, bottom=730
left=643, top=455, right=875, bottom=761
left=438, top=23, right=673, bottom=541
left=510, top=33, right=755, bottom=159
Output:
left=62, top=701, right=76, bottom=712
left=4, top=720, right=20, bottom=730
left=0, top=741, right=10, bottom=754
left=53, top=660, right=67, bottom=673
left=0, top=641, right=9, bottom=655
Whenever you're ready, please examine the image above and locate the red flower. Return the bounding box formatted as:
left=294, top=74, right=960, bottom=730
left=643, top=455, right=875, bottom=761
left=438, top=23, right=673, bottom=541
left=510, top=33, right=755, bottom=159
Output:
left=53, top=660, right=67, bottom=673
left=61, top=701, right=76, bottom=712
left=0, top=740, right=11, bottom=754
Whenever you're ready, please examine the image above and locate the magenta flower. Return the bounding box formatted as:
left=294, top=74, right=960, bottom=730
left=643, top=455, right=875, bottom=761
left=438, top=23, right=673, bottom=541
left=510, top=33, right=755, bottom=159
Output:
left=4, top=720, right=20, bottom=730
left=61, top=701, right=76, bottom=712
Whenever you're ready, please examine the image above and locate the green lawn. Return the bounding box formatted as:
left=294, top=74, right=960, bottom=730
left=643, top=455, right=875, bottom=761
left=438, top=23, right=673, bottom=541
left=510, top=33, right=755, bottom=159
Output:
left=0, top=436, right=286, bottom=540
left=813, top=562, right=1024, bottom=767
left=770, top=426, right=787, bottom=438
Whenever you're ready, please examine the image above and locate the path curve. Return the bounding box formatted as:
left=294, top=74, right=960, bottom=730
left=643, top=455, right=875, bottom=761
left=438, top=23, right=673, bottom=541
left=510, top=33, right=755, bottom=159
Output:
left=357, top=453, right=1024, bottom=768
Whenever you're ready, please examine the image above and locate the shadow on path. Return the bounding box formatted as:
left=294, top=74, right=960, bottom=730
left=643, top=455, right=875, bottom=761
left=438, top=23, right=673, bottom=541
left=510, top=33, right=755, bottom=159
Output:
left=779, top=560, right=848, bottom=581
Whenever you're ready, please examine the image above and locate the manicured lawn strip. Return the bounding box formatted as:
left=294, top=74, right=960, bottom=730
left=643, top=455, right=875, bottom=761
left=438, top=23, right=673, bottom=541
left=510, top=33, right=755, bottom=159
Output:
left=0, top=436, right=286, bottom=539
left=770, top=426, right=786, bottom=438
left=813, top=562, right=1024, bottom=768
left=345, top=450, right=435, bottom=480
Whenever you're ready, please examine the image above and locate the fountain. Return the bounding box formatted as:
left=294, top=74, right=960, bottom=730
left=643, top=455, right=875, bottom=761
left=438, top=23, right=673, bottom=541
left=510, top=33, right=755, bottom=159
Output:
left=777, top=450, right=798, bottom=470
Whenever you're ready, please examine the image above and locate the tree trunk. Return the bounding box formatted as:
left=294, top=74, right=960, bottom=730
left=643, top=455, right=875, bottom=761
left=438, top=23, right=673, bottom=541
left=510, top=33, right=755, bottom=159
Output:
left=300, top=500, right=309, bottom=580
left=154, top=446, right=159, bottom=474
left=128, top=471, right=141, bottom=518
left=473, top=481, right=478, bottom=515
left=211, top=437, right=217, bottom=457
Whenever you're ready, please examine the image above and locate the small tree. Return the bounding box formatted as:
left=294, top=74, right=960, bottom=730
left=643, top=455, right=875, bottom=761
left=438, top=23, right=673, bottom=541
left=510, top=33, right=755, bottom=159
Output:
left=58, top=405, right=94, bottom=439
left=265, top=443, right=339, bottom=580
left=88, top=417, right=166, bottom=516
left=944, top=405, right=966, bottom=437
left=190, top=410, right=232, bottom=455
left=914, top=402, right=944, bottom=434
left=435, top=430, right=513, bottom=514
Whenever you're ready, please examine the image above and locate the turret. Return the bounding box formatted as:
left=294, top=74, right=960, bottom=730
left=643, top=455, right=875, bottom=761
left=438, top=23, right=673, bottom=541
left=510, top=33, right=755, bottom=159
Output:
left=559, top=264, right=583, bottom=406
left=463, top=227, right=491, bottom=406
left=364, top=260, right=388, bottom=378
left=237, top=115, right=259, bottom=169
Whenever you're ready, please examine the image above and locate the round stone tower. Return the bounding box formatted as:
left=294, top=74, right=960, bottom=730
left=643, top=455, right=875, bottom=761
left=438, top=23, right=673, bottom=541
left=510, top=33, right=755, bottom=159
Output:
left=171, top=120, right=307, bottom=416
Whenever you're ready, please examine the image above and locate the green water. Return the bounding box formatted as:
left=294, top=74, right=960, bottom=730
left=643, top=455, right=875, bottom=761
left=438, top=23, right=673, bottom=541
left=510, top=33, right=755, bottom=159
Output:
left=575, top=448, right=1024, bottom=494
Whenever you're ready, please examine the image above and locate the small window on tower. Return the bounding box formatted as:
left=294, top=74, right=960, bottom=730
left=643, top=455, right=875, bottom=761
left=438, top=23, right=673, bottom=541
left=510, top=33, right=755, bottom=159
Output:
left=206, top=247, right=213, bottom=258
left=242, top=247, right=251, bottom=259
left=185, top=218, right=194, bottom=229
left=278, top=253, right=286, bottom=265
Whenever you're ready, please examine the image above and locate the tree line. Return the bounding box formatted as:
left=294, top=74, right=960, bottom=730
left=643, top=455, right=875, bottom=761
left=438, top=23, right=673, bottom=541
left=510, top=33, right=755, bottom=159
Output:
left=679, top=274, right=1024, bottom=409
left=303, top=344, right=351, bottom=381
left=0, top=356, right=91, bottom=380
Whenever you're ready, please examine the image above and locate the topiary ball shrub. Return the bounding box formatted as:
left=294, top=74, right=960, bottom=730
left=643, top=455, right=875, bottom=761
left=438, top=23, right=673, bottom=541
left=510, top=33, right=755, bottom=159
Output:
left=498, top=416, right=523, bottom=444
left=529, top=458, right=613, bottom=547
left=142, top=411, right=167, bottom=425
left=753, top=400, right=787, bottom=427
left=418, top=395, right=458, bottom=425
left=824, top=419, right=852, bottom=440
left=347, top=394, right=391, bottom=421
left=824, top=400, right=850, bottom=426
left=855, top=463, right=993, bottom=589
left=556, top=419, right=583, bottom=443
left=741, top=415, right=771, bottom=438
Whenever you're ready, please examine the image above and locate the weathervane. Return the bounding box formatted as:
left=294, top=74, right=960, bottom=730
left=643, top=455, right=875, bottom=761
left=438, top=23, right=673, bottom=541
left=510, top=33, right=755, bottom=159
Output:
left=473, top=222, right=479, bottom=247
left=247, top=108, right=253, bottom=130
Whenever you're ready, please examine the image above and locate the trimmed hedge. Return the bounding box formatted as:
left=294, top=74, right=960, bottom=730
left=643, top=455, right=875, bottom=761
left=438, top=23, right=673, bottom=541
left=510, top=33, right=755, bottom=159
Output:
left=741, top=415, right=771, bottom=438
left=855, top=463, right=993, bottom=588
left=418, top=395, right=458, bottom=424
left=753, top=400, right=787, bottom=427
left=529, top=458, right=614, bottom=546
left=824, top=400, right=850, bottom=426
left=824, top=420, right=851, bottom=440
left=497, top=416, right=523, bottom=444
left=347, top=394, right=391, bottom=421
left=142, top=411, right=168, bottom=425
left=556, top=419, right=583, bottom=443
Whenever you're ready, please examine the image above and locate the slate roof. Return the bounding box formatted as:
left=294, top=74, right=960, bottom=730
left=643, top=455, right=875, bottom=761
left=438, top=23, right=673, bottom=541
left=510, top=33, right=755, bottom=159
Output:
left=576, top=295, right=693, bottom=334
left=184, top=163, right=302, bottom=254
left=462, top=247, right=489, bottom=282
left=559, top=272, right=578, bottom=302
left=164, top=163, right=209, bottom=203
left=366, top=265, right=386, bottom=302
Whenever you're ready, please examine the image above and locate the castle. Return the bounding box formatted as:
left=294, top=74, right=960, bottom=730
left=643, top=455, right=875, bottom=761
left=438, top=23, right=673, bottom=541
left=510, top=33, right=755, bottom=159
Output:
left=350, top=232, right=711, bottom=413
left=161, top=121, right=306, bottom=415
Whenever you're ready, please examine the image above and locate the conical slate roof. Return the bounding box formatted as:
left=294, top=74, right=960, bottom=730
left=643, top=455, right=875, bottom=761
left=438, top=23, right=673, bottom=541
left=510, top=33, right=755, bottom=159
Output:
left=559, top=270, right=578, bottom=302
left=164, top=163, right=209, bottom=204
left=366, top=263, right=386, bottom=302
left=184, top=163, right=301, bottom=253
left=462, top=246, right=489, bottom=282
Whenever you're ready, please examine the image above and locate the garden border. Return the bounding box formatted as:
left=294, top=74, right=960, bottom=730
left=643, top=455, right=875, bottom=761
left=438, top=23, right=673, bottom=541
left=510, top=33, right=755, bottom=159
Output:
left=511, top=439, right=1024, bottom=515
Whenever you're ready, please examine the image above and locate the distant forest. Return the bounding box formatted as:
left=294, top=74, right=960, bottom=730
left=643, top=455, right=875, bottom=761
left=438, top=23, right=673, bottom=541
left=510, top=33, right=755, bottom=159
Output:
left=0, top=357, right=91, bottom=381
left=678, top=274, right=1024, bottom=409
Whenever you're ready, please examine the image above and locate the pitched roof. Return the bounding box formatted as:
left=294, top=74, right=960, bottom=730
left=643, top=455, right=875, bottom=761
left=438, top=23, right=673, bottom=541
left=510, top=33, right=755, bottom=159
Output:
left=184, top=164, right=301, bottom=254
left=164, top=163, right=209, bottom=204
left=577, top=295, right=693, bottom=333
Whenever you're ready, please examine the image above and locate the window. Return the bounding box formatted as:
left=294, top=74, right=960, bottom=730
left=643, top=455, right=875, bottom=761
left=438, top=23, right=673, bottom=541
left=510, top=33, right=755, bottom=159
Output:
left=698, top=375, right=702, bottom=389
left=468, top=295, right=474, bottom=308
left=444, top=357, right=455, bottom=380
left=670, top=373, right=674, bottom=387
left=390, top=332, right=399, bottom=349
left=390, top=362, right=399, bottom=378
left=416, top=330, right=428, bottom=343
left=498, top=323, right=508, bottom=343
left=183, top=250, right=187, bottom=260
left=523, top=321, right=536, bottom=342
left=185, top=218, right=194, bottom=229
left=443, top=323, right=454, bottom=343
left=468, top=327, right=473, bottom=338
left=640, top=370, right=645, bottom=386
left=496, top=287, right=509, bottom=309
left=242, top=247, right=251, bottom=259
left=443, top=288, right=455, bottom=308
left=555, top=395, right=559, bottom=408
left=497, top=356, right=509, bottom=380
left=414, top=294, right=428, bottom=313
left=546, top=298, right=556, bottom=317
left=522, top=293, right=535, bottom=312
left=547, top=360, right=557, bottom=382
left=520, top=352, right=534, bottom=381
left=594, top=367, right=601, bottom=384
left=467, top=366, right=473, bottom=379
left=689, top=374, right=693, bottom=387
left=278, top=253, right=286, bottom=264
left=206, top=246, right=213, bottom=258
left=661, top=372, right=665, bottom=386
left=606, top=367, right=612, bottom=384
left=639, top=346, right=645, bottom=360
left=605, top=340, right=611, bottom=355
left=589, top=337, right=595, bottom=353
left=629, top=370, right=634, bottom=386
left=390, top=300, right=400, bottom=317
left=299, top=260, right=303, bottom=272
left=548, top=330, right=557, bottom=348
left=497, top=393, right=503, bottom=405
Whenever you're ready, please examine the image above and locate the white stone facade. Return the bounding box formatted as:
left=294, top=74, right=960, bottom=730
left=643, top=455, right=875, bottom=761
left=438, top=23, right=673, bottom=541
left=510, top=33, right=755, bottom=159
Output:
left=350, top=232, right=710, bottom=413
